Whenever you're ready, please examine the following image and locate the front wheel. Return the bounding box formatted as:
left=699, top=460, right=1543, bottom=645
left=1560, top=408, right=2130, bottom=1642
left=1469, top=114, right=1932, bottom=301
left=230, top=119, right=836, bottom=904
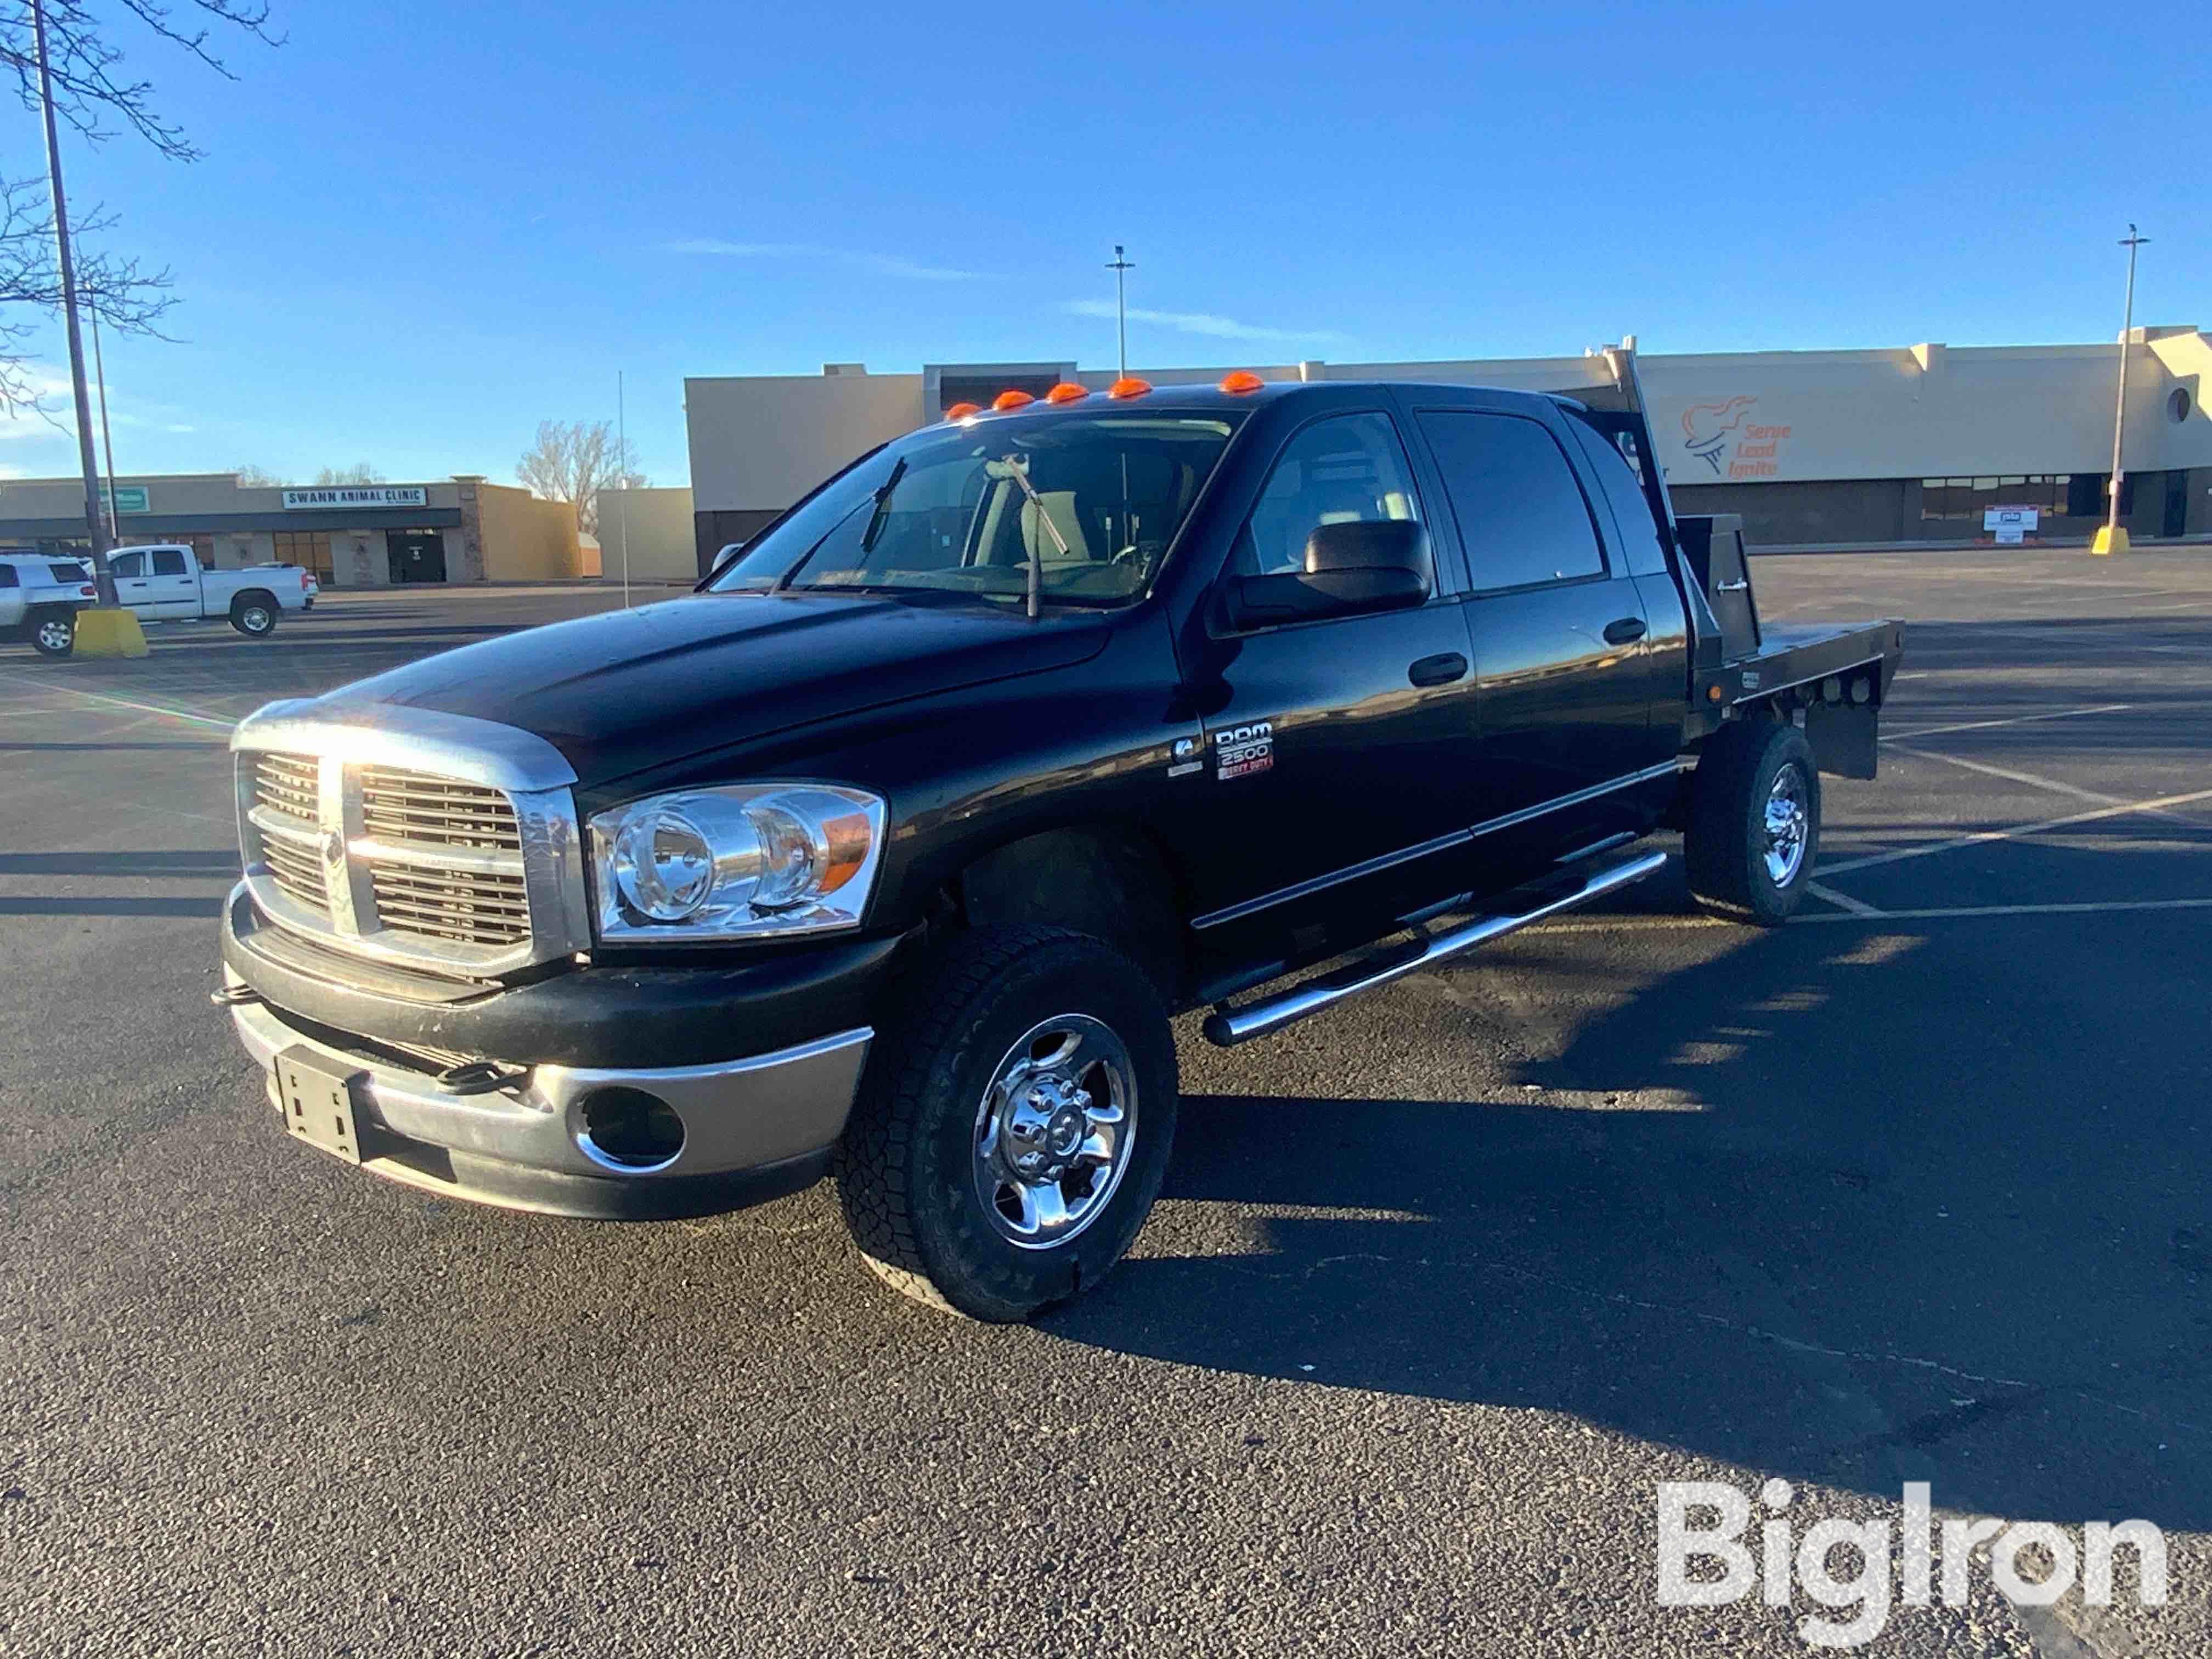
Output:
left=836, top=927, right=1178, bottom=1321
left=30, top=611, right=76, bottom=658
left=229, top=594, right=277, bottom=637
left=1684, top=718, right=1821, bottom=926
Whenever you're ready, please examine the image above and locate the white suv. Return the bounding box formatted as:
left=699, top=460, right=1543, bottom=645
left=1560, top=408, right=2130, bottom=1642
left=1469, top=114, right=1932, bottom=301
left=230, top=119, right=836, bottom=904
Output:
left=0, top=552, right=99, bottom=658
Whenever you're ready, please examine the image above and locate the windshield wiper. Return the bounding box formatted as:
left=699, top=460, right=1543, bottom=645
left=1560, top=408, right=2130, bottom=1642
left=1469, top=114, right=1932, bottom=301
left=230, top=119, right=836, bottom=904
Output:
left=857, top=456, right=907, bottom=555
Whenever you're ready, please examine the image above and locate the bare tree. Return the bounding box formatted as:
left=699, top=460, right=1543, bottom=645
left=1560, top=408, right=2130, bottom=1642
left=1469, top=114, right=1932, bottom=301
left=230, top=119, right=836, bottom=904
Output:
left=2, top=1, right=278, bottom=419
left=0, top=173, right=172, bottom=414
left=516, top=419, right=646, bottom=537
left=232, top=461, right=280, bottom=486
left=312, top=462, right=383, bottom=486
left=2, top=0, right=280, bottom=161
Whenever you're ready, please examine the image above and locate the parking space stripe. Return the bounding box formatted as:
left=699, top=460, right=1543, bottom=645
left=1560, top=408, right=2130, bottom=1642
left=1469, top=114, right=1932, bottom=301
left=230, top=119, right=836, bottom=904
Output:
left=1885, top=744, right=2196, bottom=821
left=1880, top=703, right=2131, bottom=742
left=1804, top=881, right=1885, bottom=916
left=0, top=674, right=237, bottom=730
left=1792, top=897, right=2212, bottom=924
left=1816, top=787, right=2212, bottom=878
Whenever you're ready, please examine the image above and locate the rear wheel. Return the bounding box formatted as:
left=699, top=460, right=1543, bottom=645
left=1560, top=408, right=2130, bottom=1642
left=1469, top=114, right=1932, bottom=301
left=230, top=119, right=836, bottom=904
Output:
left=836, top=926, right=1178, bottom=1321
left=1685, top=717, right=1820, bottom=926
left=229, top=592, right=277, bottom=636
left=30, top=611, right=75, bottom=658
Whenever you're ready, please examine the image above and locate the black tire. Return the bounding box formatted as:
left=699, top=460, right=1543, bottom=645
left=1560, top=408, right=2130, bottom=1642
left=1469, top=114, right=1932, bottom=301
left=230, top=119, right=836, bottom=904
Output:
left=1684, top=717, right=1821, bottom=926
left=229, top=592, right=277, bottom=636
left=29, top=610, right=75, bottom=658
left=836, top=926, right=1178, bottom=1322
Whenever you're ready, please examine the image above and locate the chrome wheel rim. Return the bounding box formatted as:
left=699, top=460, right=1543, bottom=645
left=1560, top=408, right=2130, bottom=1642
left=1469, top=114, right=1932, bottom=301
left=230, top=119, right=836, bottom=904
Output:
left=36, top=619, right=71, bottom=651
left=242, top=606, right=271, bottom=631
left=972, top=1013, right=1136, bottom=1251
left=1763, top=763, right=1809, bottom=885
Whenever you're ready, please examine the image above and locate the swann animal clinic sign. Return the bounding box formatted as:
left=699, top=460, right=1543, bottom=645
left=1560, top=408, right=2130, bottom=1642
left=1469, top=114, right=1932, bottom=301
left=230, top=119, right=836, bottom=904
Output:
left=280, top=486, right=429, bottom=510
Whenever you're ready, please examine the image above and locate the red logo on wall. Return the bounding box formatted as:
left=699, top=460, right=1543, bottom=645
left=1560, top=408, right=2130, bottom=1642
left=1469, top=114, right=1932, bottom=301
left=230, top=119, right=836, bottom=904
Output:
left=1681, top=398, right=1791, bottom=478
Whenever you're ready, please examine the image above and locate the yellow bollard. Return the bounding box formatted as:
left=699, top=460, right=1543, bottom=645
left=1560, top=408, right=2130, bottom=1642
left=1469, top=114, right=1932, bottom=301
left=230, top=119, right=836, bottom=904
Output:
left=73, top=607, right=150, bottom=658
left=2089, top=526, right=2130, bottom=556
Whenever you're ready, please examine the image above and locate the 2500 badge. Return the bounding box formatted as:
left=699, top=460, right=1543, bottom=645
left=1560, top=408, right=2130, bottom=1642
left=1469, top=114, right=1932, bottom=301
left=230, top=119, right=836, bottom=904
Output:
left=1214, top=721, right=1274, bottom=781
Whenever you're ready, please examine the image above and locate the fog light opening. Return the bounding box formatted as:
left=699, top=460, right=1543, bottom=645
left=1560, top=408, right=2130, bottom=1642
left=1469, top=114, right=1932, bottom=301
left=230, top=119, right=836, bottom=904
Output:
left=575, top=1087, right=686, bottom=1172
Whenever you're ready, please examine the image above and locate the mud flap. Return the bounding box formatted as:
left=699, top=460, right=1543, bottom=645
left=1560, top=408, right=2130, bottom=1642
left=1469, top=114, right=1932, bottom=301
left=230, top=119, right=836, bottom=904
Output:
left=1806, top=701, right=1878, bottom=780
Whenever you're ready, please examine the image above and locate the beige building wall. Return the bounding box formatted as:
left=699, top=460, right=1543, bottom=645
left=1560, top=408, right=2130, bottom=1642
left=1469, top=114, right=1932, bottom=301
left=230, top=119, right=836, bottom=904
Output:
left=474, top=483, right=582, bottom=581
left=593, top=486, right=697, bottom=582
left=683, top=333, right=2212, bottom=540
left=686, top=372, right=924, bottom=516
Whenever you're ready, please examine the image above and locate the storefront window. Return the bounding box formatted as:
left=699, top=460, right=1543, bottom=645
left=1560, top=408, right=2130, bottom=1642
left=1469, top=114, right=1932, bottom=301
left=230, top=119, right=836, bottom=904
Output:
left=272, top=529, right=336, bottom=580
left=1920, top=476, right=2077, bottom=521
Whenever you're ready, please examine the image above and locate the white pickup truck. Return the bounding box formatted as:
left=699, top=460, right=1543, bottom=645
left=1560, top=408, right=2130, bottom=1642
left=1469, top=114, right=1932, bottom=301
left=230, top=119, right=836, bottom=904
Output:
left=0, top=551, right=100, bottom=657
left=106, top=544, right=313, bottom=637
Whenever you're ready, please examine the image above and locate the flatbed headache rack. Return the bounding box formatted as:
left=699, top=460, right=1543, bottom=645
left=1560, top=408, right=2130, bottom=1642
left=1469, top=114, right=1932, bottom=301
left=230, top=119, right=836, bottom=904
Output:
left=1563, top=345, right=1902, bottom=779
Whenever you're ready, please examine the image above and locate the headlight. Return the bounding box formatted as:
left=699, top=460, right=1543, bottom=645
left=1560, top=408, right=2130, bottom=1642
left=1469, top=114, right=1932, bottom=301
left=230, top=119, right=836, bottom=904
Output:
left=588, top=785, right=885, bottom=942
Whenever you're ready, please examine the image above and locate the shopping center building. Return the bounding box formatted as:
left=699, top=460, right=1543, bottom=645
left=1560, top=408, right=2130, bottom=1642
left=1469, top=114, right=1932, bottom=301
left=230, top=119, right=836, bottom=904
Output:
left=684, top=328, right=2212, bottom=572
left=0, top=474, right=586, bottom=587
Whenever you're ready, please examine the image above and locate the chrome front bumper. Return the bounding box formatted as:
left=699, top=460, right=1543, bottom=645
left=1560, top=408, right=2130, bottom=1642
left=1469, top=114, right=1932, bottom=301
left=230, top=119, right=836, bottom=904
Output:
left=226, top=984, right=871, bottom=1220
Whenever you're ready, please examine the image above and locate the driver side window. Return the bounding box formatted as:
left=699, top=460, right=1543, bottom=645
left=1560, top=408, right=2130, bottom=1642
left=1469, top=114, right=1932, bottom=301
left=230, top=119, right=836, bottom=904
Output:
left=110, top=550, right=145, bottom=578
left=1233, top=412, right=1422, bottom=577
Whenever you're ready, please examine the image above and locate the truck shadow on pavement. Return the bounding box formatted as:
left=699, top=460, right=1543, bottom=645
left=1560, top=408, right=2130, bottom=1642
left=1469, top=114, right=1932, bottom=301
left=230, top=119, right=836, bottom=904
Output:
left=1045, top=908, right=2212, bottom=1534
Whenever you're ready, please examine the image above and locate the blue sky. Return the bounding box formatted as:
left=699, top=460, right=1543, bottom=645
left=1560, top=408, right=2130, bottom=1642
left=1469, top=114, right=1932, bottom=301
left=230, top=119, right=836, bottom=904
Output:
left=1, top=0, right=2200, bottom=489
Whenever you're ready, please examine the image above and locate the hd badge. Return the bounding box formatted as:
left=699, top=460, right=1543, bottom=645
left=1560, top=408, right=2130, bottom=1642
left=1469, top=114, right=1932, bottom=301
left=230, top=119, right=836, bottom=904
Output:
left=1213, top=721, right=1273, bottom=781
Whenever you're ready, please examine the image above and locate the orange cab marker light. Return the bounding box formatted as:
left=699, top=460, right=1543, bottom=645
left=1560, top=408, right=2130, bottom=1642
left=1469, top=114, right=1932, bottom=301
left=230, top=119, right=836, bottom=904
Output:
left=943, top=401, right=981, bottom=421
left=1107, top=377, right=1152, bottom=399
left=992, top=388, right=1036, bottom=412
left=1045, top=382, right=1089, bottom=404
left=1220, top=370, right=1265, bottom=394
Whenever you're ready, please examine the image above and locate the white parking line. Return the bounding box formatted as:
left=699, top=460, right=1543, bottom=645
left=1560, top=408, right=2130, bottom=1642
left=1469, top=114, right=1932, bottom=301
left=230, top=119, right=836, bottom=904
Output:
left=1793, top=897, right=2212, bottom=924
left=1817, top=787, right=2212, bottom=878
left=0, top=674, right=236, bottom=730
left=1885, top=744, right=2194, bottom=821
left=1880, top=703, right=2131, bottom=742
left=1805, top=881, right=1885, bottom=916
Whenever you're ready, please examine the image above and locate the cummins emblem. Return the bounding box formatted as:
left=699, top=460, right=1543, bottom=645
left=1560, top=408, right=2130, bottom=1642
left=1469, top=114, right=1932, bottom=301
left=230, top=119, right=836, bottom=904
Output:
left=1213, top=721, right=1274, bottom=781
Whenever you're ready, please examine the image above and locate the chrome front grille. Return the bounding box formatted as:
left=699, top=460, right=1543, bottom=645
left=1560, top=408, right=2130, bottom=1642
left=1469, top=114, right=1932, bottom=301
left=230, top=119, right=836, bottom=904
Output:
left=259, top=826, right=331, bottom=915
left=360, top=766, right=521, bottom=851
left=256, top=752, right=320, bottom=820
left=368, top=861, right=531, bottom=947
left=233, top=710, right=589, bottom=977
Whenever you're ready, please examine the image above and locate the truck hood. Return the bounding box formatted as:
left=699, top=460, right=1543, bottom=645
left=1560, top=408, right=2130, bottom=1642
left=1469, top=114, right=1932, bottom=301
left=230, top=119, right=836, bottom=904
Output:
left=311, top=591, right=1112, bottom=786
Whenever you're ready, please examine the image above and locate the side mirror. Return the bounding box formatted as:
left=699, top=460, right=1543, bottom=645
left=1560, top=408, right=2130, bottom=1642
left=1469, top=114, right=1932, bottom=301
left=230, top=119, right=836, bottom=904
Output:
left=1222, top=519, right=1432, bottom=630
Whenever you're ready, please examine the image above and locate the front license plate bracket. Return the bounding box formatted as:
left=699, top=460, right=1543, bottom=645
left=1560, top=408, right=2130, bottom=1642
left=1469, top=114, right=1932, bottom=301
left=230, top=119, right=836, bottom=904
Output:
left=275, top=1045, right=371, bottom=1165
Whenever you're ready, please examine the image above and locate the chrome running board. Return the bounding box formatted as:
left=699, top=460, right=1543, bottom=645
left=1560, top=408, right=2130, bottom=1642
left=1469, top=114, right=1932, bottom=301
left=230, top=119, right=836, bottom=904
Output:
left=1200, top=851, right=1669, bottom=1048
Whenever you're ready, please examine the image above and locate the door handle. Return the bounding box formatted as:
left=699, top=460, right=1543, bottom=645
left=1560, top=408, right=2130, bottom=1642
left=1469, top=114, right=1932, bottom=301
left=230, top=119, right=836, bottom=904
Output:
left=1408, top=651, right=1469, bottom=687
left=1602, top=617, right=1647, bottom=646
left=1714, top=578, right=1750, bottom=594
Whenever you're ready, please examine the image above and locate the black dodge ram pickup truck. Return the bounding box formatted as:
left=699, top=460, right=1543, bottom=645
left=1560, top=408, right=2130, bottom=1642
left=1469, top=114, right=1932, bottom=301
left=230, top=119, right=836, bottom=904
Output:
left=217, top=350, right=1901, bottom=1321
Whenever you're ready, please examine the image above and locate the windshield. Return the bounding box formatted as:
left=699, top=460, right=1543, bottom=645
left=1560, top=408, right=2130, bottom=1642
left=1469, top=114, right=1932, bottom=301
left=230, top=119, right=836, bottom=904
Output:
left=706, top=413, right=1242, bottom=607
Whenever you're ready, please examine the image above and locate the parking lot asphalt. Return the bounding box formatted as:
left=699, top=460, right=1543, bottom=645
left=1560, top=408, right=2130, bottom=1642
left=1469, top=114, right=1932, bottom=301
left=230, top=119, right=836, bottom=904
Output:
left=2, top=558, right=2207, bottom=1657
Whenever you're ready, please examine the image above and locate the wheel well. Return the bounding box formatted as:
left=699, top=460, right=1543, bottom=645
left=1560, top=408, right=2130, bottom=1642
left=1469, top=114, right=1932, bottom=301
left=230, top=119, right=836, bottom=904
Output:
left=231, top=588, right=276, bottom=611
left=954, top=826, right=1190, bottom=1005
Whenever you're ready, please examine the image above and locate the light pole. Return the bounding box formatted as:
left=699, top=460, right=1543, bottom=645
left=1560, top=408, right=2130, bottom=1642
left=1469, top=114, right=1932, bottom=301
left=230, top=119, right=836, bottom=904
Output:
left=1107, top=244, right=1135, bottom=378
left=2095, top=224, right=2150, bottom=556
left=31, top=0, right=116, bottom=601
left=89, top=295, right=121, bottom=543
left=617, top=369, right=630, bottom=608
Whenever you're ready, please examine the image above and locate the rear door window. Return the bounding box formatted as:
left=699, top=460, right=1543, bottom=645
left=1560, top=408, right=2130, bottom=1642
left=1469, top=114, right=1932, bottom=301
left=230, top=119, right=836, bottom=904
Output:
left=0, top=565, right=18, bottom=589
left=1416, top=411, right=1607, bottom=591
left=151, top=549, right=189, bottom=576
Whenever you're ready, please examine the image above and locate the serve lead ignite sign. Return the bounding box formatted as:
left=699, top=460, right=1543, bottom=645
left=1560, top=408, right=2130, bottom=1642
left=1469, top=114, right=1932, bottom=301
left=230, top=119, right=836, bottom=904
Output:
left=280, top=486, right=429, bottom=510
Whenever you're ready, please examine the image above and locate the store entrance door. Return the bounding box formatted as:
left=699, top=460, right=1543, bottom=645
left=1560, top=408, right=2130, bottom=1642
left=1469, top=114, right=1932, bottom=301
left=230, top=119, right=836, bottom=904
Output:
left=388, top=531, right=447, bottom=583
